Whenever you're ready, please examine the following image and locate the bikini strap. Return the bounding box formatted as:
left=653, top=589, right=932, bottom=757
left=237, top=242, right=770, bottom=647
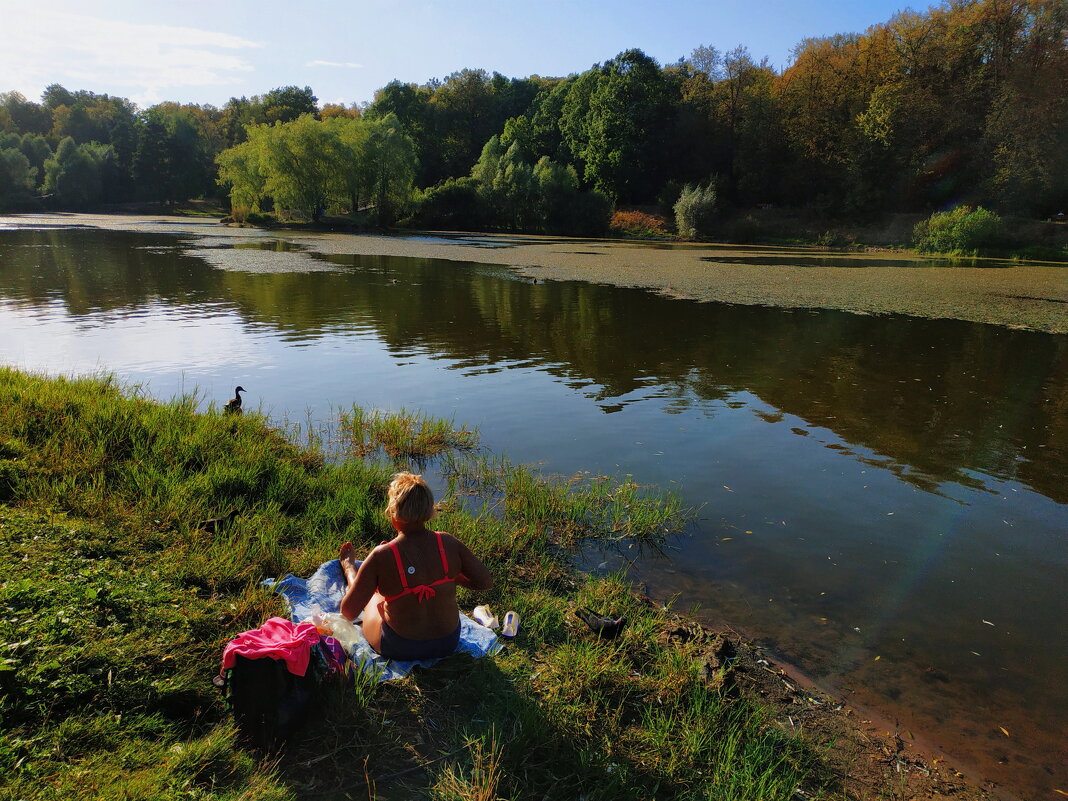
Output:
left=434, top=531, right=449, bottom=575
left=389, top=542, right=409, bottom=589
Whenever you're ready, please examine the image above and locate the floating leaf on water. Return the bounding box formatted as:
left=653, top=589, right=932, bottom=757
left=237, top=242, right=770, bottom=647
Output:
left=999, top=726, right=1010, bottom=737
left=982, top=620, right=995, bottom=626
left=971, top=651, right=982, bottom=656
left=874, top=655, right=881, bottom=661
left=745, top=530, right=753, bottom=534
left=721, top=537, right=733, bottom=541
left=1053, top=790, right=1068, bottom=798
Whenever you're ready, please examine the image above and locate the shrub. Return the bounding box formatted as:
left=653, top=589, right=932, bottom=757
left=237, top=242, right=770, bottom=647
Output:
left=609, top=210, right=671, bottom=238
left=913, top=205, right=1002, bottom=254
left=558, top=191, right=612, bottom=236
left=674, top=183, right=718, bottom=239
left=415, top=177, right=488, bottom=230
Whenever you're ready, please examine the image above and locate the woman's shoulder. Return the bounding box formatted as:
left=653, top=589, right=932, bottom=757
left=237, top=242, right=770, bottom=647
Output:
left=365, top=540, right=396, bottom=561
left=435, top=530, right=462, bottom=548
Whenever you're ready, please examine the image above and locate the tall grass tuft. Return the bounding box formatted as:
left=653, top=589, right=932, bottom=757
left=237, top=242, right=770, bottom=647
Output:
left=337, top=404, right=479, bottom=463
left=440, top=452, right=687, bottom=550
left=432, top=730, right=508, bottom=801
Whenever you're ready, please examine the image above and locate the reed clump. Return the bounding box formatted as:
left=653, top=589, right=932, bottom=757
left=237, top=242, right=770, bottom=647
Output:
left=337, top=404, right=478, bottom=462
left=0, top=367, right=834, bottom=800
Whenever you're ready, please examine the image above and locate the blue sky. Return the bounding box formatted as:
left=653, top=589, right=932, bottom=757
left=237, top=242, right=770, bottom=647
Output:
left=1, top=0, right=919, bottom=109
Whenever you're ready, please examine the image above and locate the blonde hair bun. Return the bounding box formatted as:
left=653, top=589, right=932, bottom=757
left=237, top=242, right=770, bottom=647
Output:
left=386, top=472, right=436, bottom=524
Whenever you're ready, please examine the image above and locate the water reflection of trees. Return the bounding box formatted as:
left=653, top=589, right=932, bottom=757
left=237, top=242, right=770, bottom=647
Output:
left=2, top=230, right=1065, bottom=502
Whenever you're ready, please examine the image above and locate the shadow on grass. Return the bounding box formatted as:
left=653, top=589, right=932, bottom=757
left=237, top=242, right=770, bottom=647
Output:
left=277, top=634, right=834, bottom=801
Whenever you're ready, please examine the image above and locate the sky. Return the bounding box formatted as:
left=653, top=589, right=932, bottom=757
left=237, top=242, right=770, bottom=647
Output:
left=0, top=0, right=921, bottom=109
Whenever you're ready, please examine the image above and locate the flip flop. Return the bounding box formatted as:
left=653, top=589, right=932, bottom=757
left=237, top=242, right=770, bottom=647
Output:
left=501, top=610, right=520, bottom=638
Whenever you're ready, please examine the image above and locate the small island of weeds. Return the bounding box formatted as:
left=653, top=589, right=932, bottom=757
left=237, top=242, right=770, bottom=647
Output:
left=0, top=368, right=994, bottom=800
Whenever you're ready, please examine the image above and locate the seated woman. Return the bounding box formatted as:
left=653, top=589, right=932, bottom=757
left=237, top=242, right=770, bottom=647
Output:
left=339, top=472, right=493, bottom=661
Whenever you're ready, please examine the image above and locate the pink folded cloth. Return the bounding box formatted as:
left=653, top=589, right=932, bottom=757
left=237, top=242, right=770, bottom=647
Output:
left=221, top=617, right=322, bottom=676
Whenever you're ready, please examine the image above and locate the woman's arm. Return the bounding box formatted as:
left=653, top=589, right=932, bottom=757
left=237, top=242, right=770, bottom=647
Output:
left=340, top=549, right=382, bottom=620
left=452, top=537, right=493, bottom=591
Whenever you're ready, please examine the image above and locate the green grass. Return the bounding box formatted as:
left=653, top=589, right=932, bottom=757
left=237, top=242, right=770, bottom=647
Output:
left=440, top=452, right=686, bottom=550
left=0, top=367, right=836, bottom=800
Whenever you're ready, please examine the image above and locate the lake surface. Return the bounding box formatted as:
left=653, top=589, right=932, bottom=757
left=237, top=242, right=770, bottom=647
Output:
left=1, top=224, right=1065, bottom=799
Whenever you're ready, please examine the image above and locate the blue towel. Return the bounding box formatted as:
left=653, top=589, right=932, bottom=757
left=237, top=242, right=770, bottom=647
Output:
left=264, top=560, right=502, bottom=681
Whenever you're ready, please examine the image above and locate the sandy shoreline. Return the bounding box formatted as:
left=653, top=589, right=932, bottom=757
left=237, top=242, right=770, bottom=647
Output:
left=3, top=212, right=1066, bottom=334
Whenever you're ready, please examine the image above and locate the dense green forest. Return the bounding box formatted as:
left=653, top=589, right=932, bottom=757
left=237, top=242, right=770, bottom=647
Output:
left=0, top=0, right=1065, bottom=235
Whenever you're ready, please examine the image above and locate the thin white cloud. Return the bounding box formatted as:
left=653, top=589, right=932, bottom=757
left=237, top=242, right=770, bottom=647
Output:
left=0, top=10, right=263, bottom=105
left=307, top=60, right=364, bottom=69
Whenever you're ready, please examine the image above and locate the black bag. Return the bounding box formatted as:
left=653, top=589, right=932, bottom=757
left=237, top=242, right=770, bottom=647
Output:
left=216, top=652, right=321, bottom=752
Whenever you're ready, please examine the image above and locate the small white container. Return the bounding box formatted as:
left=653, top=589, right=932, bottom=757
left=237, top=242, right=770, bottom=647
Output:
left=501, top=610, right=520, bottom=638
left=472, top=605, right=499, bottom=629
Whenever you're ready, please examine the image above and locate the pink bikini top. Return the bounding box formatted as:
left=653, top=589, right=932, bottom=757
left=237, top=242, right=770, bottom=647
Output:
left=383, top=531, right=455, bottom=603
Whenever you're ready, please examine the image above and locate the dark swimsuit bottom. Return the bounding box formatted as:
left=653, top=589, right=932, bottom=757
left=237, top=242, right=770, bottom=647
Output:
left=378, top=619, right=461, bottom=660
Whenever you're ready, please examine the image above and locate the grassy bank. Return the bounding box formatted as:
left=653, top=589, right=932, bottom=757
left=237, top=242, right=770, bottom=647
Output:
left=0, top=368, right=837, bottom=800
left=604, top=206, right=1068, bottom=261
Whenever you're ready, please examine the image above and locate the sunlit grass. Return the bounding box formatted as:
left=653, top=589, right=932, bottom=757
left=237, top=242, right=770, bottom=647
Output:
left=440, top=451, right=687, bottom=549
left=337, top=404, right=479, bottom=463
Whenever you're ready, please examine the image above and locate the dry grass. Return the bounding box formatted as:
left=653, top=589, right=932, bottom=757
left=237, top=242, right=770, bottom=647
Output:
left=610, top=209, right=673, bottom=238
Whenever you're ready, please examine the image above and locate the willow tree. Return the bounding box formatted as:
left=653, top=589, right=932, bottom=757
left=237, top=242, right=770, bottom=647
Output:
left=217, top=115, right=339, bottom=221
left=326, top=115, right=370, bottom=214
left=359, top=113, right=417, bottom=226
left=215, top=136, right=266, bottom=213
left=259, top=114, right=341, bottom=221
left=216, top=113, right=416, bottom=225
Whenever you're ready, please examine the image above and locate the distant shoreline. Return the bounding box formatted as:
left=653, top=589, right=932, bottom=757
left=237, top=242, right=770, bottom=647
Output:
left=4, top=212, right=1067, bottom=335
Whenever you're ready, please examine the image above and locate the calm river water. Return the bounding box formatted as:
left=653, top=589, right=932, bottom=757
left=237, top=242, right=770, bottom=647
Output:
left=1, top=224, right=1065, bottom=798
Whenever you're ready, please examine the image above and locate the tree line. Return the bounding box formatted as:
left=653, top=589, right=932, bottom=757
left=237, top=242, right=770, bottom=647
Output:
left=0, top=0, right=1064, bottom=232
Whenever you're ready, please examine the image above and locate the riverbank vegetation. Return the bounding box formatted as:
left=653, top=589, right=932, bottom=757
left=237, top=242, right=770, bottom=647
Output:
left=2, top=0, right=1065, bottom=246
left=0, top=367, right=843, bottom=799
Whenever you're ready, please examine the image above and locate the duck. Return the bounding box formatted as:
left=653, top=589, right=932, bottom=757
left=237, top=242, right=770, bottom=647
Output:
left=224, top=386, right=246, bottom=414
left=195, top=509, right=239, bottom=534
left=575, top=607, right=627, bottom=640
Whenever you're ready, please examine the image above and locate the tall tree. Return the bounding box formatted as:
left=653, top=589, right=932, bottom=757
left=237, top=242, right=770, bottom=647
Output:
left=360, top=113, right=418, bottom=226
left=0, top=92, right=51, bottom=135
left=581, top=49, right=673, bottom=202
left=257, top=114, right=337, bottom=221
left=326, top=115, right=370, bottom=213
left=0, top=146, right=35, bottom=208
left=132, top=117, right=173, bottom=203
left=367, top=81, right=434, bottom=183
left=43, top=137, right=109, bottom=208
left=18, top=134, right=52, bottom=188
left=263, top=86, right=318, bottom=124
